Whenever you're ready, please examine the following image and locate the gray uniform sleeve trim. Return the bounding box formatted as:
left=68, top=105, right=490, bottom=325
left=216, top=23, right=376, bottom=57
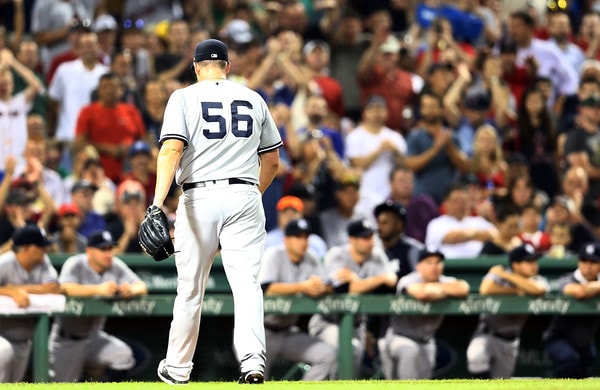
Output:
left=258, top=141, right=283, bottom=155
left=159, top=134, right=189, bottom=148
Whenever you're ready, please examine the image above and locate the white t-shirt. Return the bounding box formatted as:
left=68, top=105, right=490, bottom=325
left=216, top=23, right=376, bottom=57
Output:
left=425, top=214, right=494, bottom=259
left=48, top=59, right=109, bottom=142
left=345, top=125, right=407, bottom=216
left=0, top=92, right=31, bottom=173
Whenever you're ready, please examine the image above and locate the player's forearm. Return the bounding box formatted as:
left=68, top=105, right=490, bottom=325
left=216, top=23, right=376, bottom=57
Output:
left=18, top=282, right=60, bottom=295
left=265, top=282, right=304, bottom=296
left=441, top=281, right=470, bottom=298
left=500, top=273, right=546, bottom=296
left=60, top=283, right=105, bottom=297
left=153, top=142, right=183, bottom=207
left=480, top=279, right=519, bottom=295
left=258, top=150, right=280, bottom=194
left=348, top=276, right=385, bottom=294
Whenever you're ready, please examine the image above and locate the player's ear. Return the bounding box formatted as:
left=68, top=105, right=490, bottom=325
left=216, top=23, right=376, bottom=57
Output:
left=225, top=62, right=231, bottom=74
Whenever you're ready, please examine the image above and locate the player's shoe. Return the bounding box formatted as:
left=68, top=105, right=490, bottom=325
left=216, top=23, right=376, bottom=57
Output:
left=238, top=370, right=264, bottom=384
left=157, top=359, right=189, bottom=385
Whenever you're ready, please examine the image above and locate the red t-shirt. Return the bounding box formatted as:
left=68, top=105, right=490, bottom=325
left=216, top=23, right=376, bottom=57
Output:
left=76, top=102, right=146, bottom=182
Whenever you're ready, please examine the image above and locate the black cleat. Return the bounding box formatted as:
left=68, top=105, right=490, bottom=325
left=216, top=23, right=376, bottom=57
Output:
left=157, top=359, right=189, bottom=385
left=238, top=371, right=264, bottom=384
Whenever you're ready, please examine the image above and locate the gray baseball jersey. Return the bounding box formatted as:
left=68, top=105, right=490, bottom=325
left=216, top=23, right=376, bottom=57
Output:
left=159, top=72, right=282, bottom=381
left=259, top=245, right=328, bottom=328
left=54, top=254, right=141, bottom=336
left=478, top=270, right=549, bottom=337
left=324, top=245, right=393, bottom=289
left=159, top=79, right=282, bottom=185
left=0, top=252, right=58, bottom=341
left=390, top=271, right=457, bottom=342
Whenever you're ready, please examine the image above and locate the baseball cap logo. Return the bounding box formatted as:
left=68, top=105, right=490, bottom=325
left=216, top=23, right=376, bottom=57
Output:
left=587, top=244, right=595, bottom=255
left=211, top=53, right=217, bottom=58
left=102, top=231, right=113, bottom=242
left=525, top=244, right=535, bottom=254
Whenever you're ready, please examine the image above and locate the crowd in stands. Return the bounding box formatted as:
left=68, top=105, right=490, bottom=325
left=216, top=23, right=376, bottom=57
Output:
left=3, top=0, right=600, bottom=382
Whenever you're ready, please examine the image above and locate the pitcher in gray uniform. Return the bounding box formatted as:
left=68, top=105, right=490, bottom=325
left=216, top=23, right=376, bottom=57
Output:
left=308, top=219, right=398, bottom=368
left=152, top=38, right=281, bottom=385
left=467, top=244, right=549, bottom=378
left=259, top=218, right=337, bottom=380
left=48, top=230, right=148, bottom=382
left=379, top=250, right=469, bottom=379
left=0, top=225, right=59, bottom=383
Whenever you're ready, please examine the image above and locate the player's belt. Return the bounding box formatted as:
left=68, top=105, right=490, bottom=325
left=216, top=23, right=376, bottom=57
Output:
left=182, top=178, right=255, bottom=191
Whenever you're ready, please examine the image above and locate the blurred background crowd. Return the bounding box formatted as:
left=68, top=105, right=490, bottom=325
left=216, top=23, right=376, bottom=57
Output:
left=0, top=0, right=599, bottom=259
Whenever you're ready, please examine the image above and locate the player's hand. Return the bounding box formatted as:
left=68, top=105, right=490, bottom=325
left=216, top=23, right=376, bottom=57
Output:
left=97, top=281, right=119, bottom=297
left=11, top=287, right=30, bottom=308
left=303, top=275, right=327, bottom=297
left=381, top=272, right=398, bottom=288
left=118, top=283, right=135, bottom=298
left=335, top=268, right=357, bottom=284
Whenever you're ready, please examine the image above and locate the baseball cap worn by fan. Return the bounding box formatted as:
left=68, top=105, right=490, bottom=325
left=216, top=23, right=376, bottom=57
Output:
left=276, top=196, right=304, bottom=212
left=579, top=242, right=600, bottom=262
left=57, top=203, right=81, bottom=218
left=129, top=140, right=151, bottom=157
left=303, top=39, right=330, bottom=56
left=5, top=188, right=34, bottom=206
left=87, top=230, right=116, bottom=249
left=12, top=225, right=53, bottom=247
left=71, top=180, right=99, bottom=194
left=374, top=200, right=407, bottom=221
left=347, top=219, right=375, bottom=238
left=509, top=244, right=542, bottom=263
left=194, top=39, right=229, bottom=62
left=284, top=218, right=312, bottom=236
left=364, top=95, right=387, bottom=109
left=93, top=14, right=118, bottom=32
left=552, top=195, right=576, bottom=214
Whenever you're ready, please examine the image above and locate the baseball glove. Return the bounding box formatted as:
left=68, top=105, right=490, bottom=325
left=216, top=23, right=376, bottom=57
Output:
left=138, top=205, right=175, bottom=261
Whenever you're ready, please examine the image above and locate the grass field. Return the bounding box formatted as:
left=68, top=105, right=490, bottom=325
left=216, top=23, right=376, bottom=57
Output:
left=5, top=379, right=600, bottom=390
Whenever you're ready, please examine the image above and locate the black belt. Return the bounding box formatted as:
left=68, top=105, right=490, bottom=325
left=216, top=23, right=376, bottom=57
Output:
left=58, top=330, right=89, bottom=341
left=182, top=178, right=255, bottom=191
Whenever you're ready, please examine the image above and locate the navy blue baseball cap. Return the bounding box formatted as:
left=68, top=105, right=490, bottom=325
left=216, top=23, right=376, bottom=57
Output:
left=194, top=39, right=229, bottom=62
left=509, top=244, right=542, bottom=263
left=347, top=219, right=375, bottom=238
left=284, top=218, right=312, bottom=236
left=579, top=242, right=600, bottom=262
left=87, top=230, right=116, bottom=249
left=128, top=140, right=151, bottom=157
left=12, top=225, right=53, bottom=247
left=418, top=250, right=445, bottom=262
left=374, top=200, right=407, bottom=221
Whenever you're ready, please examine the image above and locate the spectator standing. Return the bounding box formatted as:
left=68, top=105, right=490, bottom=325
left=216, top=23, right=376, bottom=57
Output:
left=47, top=31, right=109, bottom=143
left=74, top=73, right=146, bottom=183
left=467, top=244, right=549, bottom=378
left=405, top=93, right=470, bottom=204
left=346, top=95, right=406, bottom=218
left=0, top=48, right=43, bottom=175
left=121, top=141, right=156, bottom=205
left=357, top=26, right=421, bottom=134
left=154, top=20, right=195, bottom=85
left=105, top=180, right=146, bottom=255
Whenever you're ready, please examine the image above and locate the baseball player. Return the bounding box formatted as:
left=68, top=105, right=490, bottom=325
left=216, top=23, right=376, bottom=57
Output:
left=259, top=218, right=337, bottom=380
left=48, top=230, right=147, bottom=382
left=379, top=250, right=469, bottom=379
left=467, top=244, right=549, bottom=379
left=0, top=225, right=59, bottom=383
left=152, top=38, right=281, bottom=385
left=308, top=219, right=398, bottom=369
left=543, top=242, right=600, bottom=378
